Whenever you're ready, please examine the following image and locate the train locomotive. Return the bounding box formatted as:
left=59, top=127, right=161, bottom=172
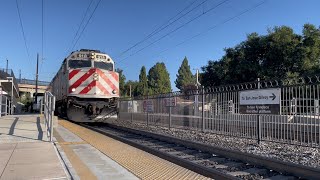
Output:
left=49, top=49, right=119, bottom=122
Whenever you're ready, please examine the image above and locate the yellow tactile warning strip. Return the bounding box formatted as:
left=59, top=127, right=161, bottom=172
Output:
left=58, top=120, right=212, bottom=180
left=53, top=129, right=98, bottom=180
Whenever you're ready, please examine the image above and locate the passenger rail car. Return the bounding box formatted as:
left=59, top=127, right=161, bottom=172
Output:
left=49, top=49, right=119, bottom=122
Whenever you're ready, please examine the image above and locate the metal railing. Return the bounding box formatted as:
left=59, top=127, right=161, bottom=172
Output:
left=119, top=75, right=320, bottom=148
left=43, top=91, right=55, bottom=142
left=0, top=94, right=10, bottom=117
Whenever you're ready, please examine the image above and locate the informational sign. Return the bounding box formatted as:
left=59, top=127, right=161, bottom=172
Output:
left=143, top=100, right=154, bottom=112
left=239, top=88, right=281, bottom=114
left=164, top=97, right=177, bottom=107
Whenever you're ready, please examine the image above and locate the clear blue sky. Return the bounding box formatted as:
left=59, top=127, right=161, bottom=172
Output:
left=0, top=0, right=320, bottom=90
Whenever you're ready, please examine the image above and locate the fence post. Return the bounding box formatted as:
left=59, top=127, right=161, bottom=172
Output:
left=5, top=98, right=8, bottom=115
left=257, top=78, right=261, bottom=144
left=131, top=97, right=133, bottom=123
left=202, top=87, right=205, bottom=132
left=146, top=93, right=149, bottom=127
left=44, top=93, right=47, bottom=131
left=118, top=100, right=121, bottom=120
left=50, top=96, right=55, bottom=142
left=169, top=92, right=172, bottom=130
left=0, top=94, right=2, bottom=117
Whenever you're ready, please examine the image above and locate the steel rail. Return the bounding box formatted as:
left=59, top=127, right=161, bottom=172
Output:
left=81, top=123, right=238, bottom=180
left=100, top=123, right=320, bottom=180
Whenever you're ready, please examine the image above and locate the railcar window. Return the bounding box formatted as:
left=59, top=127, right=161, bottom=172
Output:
left=68, top=60, right=91, bottom=68
left=94, top=61, right=113, bottom=71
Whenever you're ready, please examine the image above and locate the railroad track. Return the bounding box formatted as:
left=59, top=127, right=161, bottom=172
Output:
left=81, top=123, right=320, bottom=180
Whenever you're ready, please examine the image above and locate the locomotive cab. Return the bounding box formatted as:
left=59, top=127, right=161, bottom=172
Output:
left=50, top=49, right=119, bottom=122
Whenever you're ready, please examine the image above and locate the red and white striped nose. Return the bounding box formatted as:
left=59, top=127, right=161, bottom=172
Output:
left=68, top=68, right=119, bottom=97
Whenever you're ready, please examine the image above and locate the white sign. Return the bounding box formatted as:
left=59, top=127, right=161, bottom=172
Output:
left=143, top=100, right=154, bottom=112
left=164, top=97, right=176, bottom=107
left=240, top=88, right=281, bottom=105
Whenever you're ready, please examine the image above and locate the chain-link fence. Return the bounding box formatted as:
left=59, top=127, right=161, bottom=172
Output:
left=119, top=75, right=320, bottom=147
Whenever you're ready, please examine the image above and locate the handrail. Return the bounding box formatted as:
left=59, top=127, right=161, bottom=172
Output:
left=43, top=91, right=55, bottom=142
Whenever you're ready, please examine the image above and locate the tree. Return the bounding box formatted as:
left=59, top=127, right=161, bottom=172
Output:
left=116, top=68, right=126, bottom=96
left=137, top=66, right=148, bottom=96
left=175, top=57, right=194, bottom=91
left=148, top=62, right=171, bottom=94
left=300, top=23, right=320, bottom=75
left=124, top=80, right=139, bottom=97
left=20, top=92, right=32, bottom=105
left=201, top=24, right=320, bottom=86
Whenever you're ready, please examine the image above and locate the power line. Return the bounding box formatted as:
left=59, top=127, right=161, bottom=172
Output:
left=15, top=0, right=31, bottom=63
left=39, top=0, right=44, bottom=75
left=156, top=0, right=268, bottom=56
left=115, top=0, right=202, bottom=59
left=65, top=0, right=95, bottom=55
left=120, top=0, right=267, bottom=71
left=70, top=0, right=102, bottom=52
left=118, top=0, right=229, bottom=64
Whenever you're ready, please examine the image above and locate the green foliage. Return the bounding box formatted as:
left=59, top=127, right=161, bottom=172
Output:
left=137, top=66, right=148, bottom=96
left=116, top=68, right=126, bottom=96
left=124, top=80, right=139, bottom=97
left=147, top=62, right=171, bottom=94
left=175, top=57, right=194, bottom=90
left=20, top=92, right=32, bottom=105
left=201, top=24, right=320, bottom=87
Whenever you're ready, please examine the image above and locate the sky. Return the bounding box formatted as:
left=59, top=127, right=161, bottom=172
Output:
left=0, top=0, right=320, bottom=91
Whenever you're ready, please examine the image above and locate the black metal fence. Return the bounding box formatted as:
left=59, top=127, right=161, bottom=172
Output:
left=119, top=75, right=320, bottom=147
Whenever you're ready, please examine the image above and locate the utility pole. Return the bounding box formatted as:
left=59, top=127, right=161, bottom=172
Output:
left=35, top=53, right=39, bottom=104
left=195, top=69, right=201, bottom=88
left=194, top=69, right=201, bottom=116
left=6, top=59, right=8, bottom=74
left=129, top=84, right=132, bottom=97
left=19, top=69, right=21, bottom=83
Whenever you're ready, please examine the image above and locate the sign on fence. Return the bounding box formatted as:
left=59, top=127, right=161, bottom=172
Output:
left=143, top=100, right=154, bottom=112
left=239, top=88, right=281, bottom=114
left=164, top=97, right=177, bottom=107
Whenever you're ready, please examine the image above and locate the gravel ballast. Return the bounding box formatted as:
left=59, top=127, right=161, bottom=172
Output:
left=110, top=120, right=320, bottom=169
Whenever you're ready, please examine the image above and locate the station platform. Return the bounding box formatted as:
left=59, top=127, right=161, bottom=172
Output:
left=1, top=114, right=210, bottom=180
left=0, top=114, right=68, bottom=180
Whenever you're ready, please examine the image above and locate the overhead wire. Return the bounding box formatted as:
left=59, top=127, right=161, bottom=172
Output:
left=65, top=0, right=95, bottom=55
left=70, top=0, right=102, bottom=52
left=120, top=0, right=267, bottom=71
left=117, top=0, right=230, bottom=64
left=15, top=0, right=31, bottom=63
left=115, top=0, right=202, bottom=59
left=156, top=0, right=268, bottom=56
left=39, top=0, right=44, bottom=76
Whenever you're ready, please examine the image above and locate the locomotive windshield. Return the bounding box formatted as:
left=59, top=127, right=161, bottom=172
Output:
left=69, top=60, right=91, bottom=68
left=94, top=61, right=113, bottom=71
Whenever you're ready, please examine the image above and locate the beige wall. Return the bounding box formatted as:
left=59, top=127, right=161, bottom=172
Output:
left=18, top=84, right=47, bottom=97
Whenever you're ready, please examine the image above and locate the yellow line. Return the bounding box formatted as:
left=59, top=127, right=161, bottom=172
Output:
left=58, top=119, right=212, bottom=180
left=57, top=141, right=87, bottom=145
left=53, top=129, right=97, bottom=180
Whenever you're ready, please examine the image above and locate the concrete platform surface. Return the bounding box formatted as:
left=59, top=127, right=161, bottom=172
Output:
left=0, top=115, right=68, bottom=180
left=0, top=114, right=47, bottom=143
left=54, top=125, right=138, bottom=180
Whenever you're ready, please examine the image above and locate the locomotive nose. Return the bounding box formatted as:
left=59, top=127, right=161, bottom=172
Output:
left=93, top=72, right=99, bottom=81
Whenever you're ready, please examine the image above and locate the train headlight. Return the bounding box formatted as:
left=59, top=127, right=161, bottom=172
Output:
left=93, top=73, right=99, bottom=81
left=112, top=89, right=117, bottom=94
left=72, top=88, right=76, bottom=92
